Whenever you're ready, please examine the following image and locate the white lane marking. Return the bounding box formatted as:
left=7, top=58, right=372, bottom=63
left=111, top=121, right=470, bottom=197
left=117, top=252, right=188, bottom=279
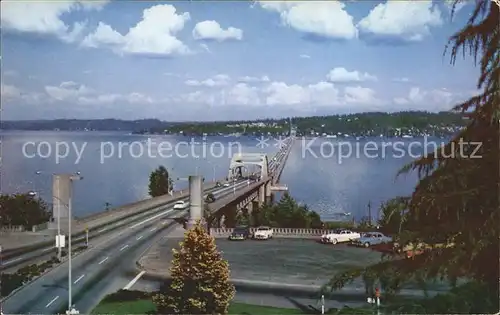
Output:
left=45, top=296, right=59, bottom=308
left=74, top=274, right=85, bottom=284
left=129, top=209, right=174, bottom=229
left=3, top=257, right=22, bottom=265
left=119, top=244, right=129, bottom=251
left=98, top=257, right=109, bottom=265
left=9, top=182, right=247, bottom=271
left=136, top=235, right=143, bottom=240
left=150, top=227, right=157, bottom=232
left=42, top=247, right=53, bottom=252
left=123, top=271, right=146, bottom=290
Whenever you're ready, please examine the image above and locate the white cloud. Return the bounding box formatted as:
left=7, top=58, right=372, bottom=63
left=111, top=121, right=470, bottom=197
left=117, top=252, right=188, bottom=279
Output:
left=45, top=81, right=94, bottom=100
left=82, top=4, right=191, bottom=56
left=344, top=86, right=381, bottom=105
left=0, top=1, right=108, bottom=43
left=358, top=1, right=443, bottom=42
left=192, top=20, right=243, bottom=41
left=238, top=75, right=270, bottom=83
left=44, top=81, right=156, bottom=105
left=264, top=81, right=343, bottom=106
left=258, top=1, right=357, bottom=40
left=393, top=77, right=410, bottom=83
left=393, top=87, right=458, bottom=110
left=225, top=83, right=261, bottom=105
left=199, top=43, right=211, bottom=53
left=326, top=67, right=377, bottom=83
left=185, top=74, right=231, bottom=87
left=1, top=83, right=22, bottom=99
left=299, top=54, right=311, bottom=59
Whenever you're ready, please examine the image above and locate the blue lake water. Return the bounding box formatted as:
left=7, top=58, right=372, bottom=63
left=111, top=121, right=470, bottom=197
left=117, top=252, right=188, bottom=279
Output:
left=1, top=131, right=444, bottom=220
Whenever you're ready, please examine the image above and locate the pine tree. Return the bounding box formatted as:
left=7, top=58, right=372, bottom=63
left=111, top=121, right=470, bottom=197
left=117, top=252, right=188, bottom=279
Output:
left=152, top=222, right=235, bottom=314
left=148, top=165, right=173, bottom=197
left=327, top=1, right=499, bottom=311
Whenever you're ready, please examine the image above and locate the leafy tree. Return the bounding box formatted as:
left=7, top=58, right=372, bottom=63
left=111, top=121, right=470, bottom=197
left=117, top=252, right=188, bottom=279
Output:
left=254, top=194, right=323, bottom=228
left=0, top=193, right=51, bottom=229
left=327, top=1, right=499, bottom=311
left=377, top=197, right=409, bottom=235
left=235, top=208, right=250, bottom=226
left=148, top=166, right=173, bottom=197
left=152, top=222, right=235, bottom=314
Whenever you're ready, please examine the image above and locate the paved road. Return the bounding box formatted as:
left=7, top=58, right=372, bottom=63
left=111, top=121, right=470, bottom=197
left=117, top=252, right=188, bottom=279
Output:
left=2, top=180, right=251, bottom=315
left=131, top=277, right=367, bottom=312
left=1, top=184, right=224, bottom=272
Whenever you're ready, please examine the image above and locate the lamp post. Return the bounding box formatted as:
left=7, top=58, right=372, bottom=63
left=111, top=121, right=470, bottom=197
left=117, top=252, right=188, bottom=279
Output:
left=1, top=245, right=3, bottom=315
left=67, top=174, right=83, bottom=315
left=207, top=162, right=217, bottom=183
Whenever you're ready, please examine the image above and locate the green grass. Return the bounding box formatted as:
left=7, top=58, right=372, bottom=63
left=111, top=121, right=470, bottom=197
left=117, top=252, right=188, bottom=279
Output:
left=91, top=290, right=375, bottom=315
left=92, top=298, right=318, bottom=314
left=92, top=299, right=155, bottom=314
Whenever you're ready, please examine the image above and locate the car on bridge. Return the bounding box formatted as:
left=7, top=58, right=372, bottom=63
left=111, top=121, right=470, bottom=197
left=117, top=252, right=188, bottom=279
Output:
left=351, top=232, right=392, bottom=247
left=204, top=193, right=216, bottom=203
left=228, top=226, right=251, bottom=241
left=320, top=229, right=361, bottom=245
left=173, top=200, right=189, bottom=210
left=253, top=226, right=273, bottom=240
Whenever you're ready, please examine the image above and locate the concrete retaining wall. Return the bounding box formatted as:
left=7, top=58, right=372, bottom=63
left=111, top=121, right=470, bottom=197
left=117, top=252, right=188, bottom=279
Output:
left=210, top=227, right=336, bottom=239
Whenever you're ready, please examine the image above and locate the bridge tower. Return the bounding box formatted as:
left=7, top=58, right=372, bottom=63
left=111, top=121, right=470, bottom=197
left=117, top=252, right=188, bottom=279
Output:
left=187, top=175, right=205, bottom=230
left=227, top=153, right=269, bottom=182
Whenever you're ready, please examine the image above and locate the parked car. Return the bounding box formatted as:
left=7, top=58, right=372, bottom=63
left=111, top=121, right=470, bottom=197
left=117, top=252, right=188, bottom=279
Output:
left=321, top=229, right=361, bottom=245
left=253, top=226, right=273, bottom=240
left=173, top=200, right=189, bottom=210
left=352, top=232, right=392, bottom=247
left=228, top=226, right=250, bottom=241
left=223, top=183, right=230, bottom=187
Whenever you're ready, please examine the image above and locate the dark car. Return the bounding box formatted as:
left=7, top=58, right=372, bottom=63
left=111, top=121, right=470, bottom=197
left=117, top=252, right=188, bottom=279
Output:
left=228, top=226, right=250, bottom=241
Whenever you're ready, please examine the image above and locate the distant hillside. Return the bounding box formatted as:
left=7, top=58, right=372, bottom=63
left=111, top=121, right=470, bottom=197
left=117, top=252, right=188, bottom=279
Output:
left=1, top=111, right=467, bottom=136
left=0, top=119, right=167, bottom=132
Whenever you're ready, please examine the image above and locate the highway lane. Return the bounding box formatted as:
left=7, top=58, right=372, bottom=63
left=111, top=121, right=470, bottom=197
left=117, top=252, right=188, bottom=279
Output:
left=2, top=180, right=253, bottom=315
left=0, top=182, right=231, bottom=271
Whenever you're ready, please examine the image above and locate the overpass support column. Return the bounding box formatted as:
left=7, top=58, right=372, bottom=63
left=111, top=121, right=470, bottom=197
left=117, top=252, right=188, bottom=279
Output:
left=187, top=175, right=205, bottom=230
left=258, top=184, right=265, bottom=206
left=265, top=181, right=272, bottom=204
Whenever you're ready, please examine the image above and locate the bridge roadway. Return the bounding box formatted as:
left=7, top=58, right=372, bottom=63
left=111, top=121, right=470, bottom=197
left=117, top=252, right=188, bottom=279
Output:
left=1, top=179, right=255, bottom=314
left=207, top=136, right=293, bottom=213
left=2, top=138, right=294, bottom=314
left=1, top=137, right=294, bottom=265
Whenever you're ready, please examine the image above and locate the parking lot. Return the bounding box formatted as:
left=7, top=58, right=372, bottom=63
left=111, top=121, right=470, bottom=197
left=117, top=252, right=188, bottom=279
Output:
left=158, top=238, right=382, bottom=287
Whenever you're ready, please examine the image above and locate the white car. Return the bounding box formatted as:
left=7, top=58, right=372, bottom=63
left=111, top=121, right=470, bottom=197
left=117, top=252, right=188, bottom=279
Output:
left=253, top=226, right=273, bottom=240
left=321, top=229, right=361, bottom=245
left=173, top=200, right=189, bottom=210
left=223, top=183, right=230, bottom=187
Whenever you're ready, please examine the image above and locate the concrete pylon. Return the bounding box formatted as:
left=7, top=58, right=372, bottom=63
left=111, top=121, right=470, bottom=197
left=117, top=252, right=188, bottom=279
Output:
left=51, top=174, right=72, bottom=233
left=187, top=175, right=206, bottom=230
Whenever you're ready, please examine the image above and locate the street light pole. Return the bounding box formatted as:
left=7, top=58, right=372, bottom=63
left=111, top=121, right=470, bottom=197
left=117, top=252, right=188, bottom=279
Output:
left=1, top=245, right=3, bottom=315
left=68, top=189, right=73, bottom=312
left=67, top=174, right=82, bottom=315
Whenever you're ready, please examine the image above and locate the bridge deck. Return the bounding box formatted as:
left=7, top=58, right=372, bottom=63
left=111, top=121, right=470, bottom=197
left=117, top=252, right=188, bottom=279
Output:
left=207, top=180, right=268, bottom=212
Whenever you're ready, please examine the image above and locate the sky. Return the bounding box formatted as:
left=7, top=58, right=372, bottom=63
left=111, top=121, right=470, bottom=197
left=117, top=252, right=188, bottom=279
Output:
left=0, top=0, right=481, bottom=121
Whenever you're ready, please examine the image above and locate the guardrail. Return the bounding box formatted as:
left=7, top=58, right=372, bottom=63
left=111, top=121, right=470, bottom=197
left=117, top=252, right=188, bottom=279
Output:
left=210, top=227, right=338, bottom=238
